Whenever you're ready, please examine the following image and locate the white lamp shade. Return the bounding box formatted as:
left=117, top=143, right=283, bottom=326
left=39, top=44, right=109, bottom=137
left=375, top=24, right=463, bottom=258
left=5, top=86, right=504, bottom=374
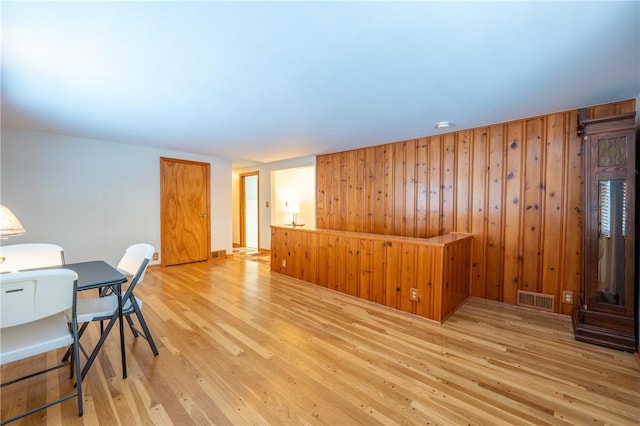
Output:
left=0, top=205, right=26, bottom=237
left=289, top=204, right=300, bottom=214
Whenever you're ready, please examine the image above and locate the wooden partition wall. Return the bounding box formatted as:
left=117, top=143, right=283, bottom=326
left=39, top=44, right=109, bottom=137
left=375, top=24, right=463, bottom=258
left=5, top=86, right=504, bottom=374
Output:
left=315, top=99, right=636, bottom=315
left=271, top=226, right=473, bottom=322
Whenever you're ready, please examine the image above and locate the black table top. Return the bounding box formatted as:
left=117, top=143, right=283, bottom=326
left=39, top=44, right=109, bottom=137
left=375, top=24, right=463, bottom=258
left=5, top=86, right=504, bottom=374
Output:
left=53, top=260, right=127, bottom=290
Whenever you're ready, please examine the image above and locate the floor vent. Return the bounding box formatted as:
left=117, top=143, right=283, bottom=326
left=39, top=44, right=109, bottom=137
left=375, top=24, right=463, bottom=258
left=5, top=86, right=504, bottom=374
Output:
left=517, top=290, right=555, bottom=312
left=211, top=250, right=227, bottom=259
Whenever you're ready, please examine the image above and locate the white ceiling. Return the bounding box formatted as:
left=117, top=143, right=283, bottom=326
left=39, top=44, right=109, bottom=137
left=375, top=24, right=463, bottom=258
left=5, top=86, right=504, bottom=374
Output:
left=2, top=1, right=639, bottom=168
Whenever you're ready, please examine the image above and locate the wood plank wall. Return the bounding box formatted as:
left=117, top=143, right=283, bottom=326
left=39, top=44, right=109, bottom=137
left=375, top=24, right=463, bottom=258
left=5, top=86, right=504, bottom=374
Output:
left=271, top=226, right=473, bottom=322
left=316, top=99, right=636, bottom=315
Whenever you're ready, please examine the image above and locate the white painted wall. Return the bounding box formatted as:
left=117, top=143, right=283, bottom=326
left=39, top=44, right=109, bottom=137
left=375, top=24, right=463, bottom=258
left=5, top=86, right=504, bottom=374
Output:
left=233, top=156, right=315, bottom=251
left=0, top=127, right=232, bottom=266
left=272, top=166, right=316, bottom=228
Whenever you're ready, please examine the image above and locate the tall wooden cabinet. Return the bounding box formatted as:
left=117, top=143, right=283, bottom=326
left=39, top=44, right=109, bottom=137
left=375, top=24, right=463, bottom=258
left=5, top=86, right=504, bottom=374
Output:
left=573, top=111, right=637, bottom=352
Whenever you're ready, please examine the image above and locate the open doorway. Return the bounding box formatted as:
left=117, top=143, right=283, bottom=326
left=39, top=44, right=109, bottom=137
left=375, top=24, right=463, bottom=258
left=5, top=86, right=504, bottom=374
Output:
left=239, top=172, right=259, bottom=249
left=272, top=165, right=315, bottom=228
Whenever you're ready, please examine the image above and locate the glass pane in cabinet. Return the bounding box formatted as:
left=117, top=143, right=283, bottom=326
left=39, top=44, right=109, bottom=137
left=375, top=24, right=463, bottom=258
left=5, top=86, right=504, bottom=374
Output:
left=597, top=179, right=626, bottom=305
left=597, top=136, right=626, bottom=167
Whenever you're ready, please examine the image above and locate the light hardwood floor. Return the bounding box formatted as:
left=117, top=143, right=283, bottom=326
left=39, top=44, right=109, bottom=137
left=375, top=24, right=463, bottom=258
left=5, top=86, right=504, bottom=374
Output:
left=2, top=257, right=639, bottom=425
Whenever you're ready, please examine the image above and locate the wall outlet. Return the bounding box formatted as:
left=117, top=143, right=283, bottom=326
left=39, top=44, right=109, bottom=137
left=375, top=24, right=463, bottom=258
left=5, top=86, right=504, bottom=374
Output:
left=152, top=252, right=159, bottom=261
left=281, top=259, right=286, bottom=268
left=562, top=290, right=573, bottom=304
left=409, top=287, right=419, bottom=302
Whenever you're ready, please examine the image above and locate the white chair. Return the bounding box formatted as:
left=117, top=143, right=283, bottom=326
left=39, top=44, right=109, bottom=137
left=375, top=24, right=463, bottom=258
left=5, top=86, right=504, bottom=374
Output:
left=0, top=243, right=65, bottom=273
left=67, top=243, right=158, bottom=368
left=0, top=269, right=83, bottom=424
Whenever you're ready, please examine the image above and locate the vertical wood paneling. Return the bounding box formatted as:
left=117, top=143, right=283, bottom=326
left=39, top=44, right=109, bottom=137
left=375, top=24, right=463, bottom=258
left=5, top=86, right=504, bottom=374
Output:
left=415, top=245, right=435, bottom=319
left=347, top=237, right=360, bottom=297
left=455, top=131, right=471, bottom=233
left=416, top=138, right=429, bottom=238
left=392, top=143, right=405, bottom=236
left=443, top=239, right=473, bottom=319
left=320, top=155, right=330, bottom=229
left=371, top=240, right=386, bottom=305
left=404, top=141, right=417, bottom=238
left=503, top=121, right=524, bottom=305
left=588, top=99, right=635, bottom=119
left=333, top=154, right=343, bottom=229
left=383, top=146, right=394, bottom=235
left=329, top=155, right=340, bottom=229
left=342, top=152, right=352, bottom=231
left=326, top=235, right=338, bottom=291
left=470, top=128, right=487, bottom=298
left=364, top=148, right=375, bottom=233
left=316, top=156, right=327, bottom=229
left=486, top=125, right=504, bottom=301
left=522, top=118, right=544, bottom=293
left=429, top=136, right=442, bottom=236
left=562, top=111, right=583, bottom=315
left=272, top=227, right=472, bottom=322
left=617, top=99, right=637, bottom=114
left=316, top=233, right=329, bottom=288
left=541, top=114, right=566, bottom=306
left=373, top=146, right=385, bottom=234
left=359, top=239, right=372, bottom=300
left=270, top=228, right=284, bottom=273
left=384, top=242, right=400, bottom=309
left=336, top=236, right=349, bottom=293
left=292, top=229, right=302, bottom=280
left=355, top=149, right=366, bottom=232
left=431, top=249, right=444, bottom=320
left=301, top=231, right=317, bottom=284
left=441, top=133, right=456, bottom=234
left=398, top=243, right=417, bottom=314
left=314, top=99, right=635, bottom=314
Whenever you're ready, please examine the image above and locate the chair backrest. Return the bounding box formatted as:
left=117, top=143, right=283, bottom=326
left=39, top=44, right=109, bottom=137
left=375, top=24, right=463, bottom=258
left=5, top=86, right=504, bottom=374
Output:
left=0, top=269, right=78, bottom=329
left=0, top=243, right=65, bottom=273
left=117, top=243, right=154, bottom=289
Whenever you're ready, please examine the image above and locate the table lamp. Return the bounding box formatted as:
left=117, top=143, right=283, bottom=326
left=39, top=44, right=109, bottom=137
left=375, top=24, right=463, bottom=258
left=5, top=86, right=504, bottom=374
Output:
left=0, top=205, right=26, bottom=238
left=0, top=205, right=26, bottom=263
left=288, top=203, right=300, bottom=227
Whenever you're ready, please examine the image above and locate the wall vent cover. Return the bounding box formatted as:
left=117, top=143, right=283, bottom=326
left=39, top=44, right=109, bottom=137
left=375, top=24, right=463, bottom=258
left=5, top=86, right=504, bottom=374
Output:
left=517, top=290, right=555, bottom=312
left=211, top=250, right=227, bottom=259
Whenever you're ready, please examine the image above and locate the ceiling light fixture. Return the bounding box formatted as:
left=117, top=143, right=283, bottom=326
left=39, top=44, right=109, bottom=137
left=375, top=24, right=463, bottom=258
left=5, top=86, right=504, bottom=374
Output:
left=435, top=121, right=451, bottom=129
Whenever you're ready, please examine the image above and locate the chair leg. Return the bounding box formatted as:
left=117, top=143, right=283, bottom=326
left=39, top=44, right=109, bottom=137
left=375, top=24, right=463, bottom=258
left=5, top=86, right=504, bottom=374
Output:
left=62, top=322, right=90, bottom=362
left=80, top=311, right=120, bottom=380
left=1, top=332, right=84, bottom=423
left=130, top=303, right=159, bottom=356
left=71, top=318, right=84, bottom=416
left=126, top=314, right=139, bottom=337
left=69, top=344, right=74, bottom=379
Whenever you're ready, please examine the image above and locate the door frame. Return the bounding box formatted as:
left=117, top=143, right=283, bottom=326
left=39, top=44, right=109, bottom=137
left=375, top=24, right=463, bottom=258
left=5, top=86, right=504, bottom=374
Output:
left=239, top=172, right=259, bottom=249
left=160, top=157, right=211, bottom=266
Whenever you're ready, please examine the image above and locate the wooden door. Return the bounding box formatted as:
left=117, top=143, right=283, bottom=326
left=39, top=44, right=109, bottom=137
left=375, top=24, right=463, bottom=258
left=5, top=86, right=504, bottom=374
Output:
left=160, top=157, right=210, bottom=266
